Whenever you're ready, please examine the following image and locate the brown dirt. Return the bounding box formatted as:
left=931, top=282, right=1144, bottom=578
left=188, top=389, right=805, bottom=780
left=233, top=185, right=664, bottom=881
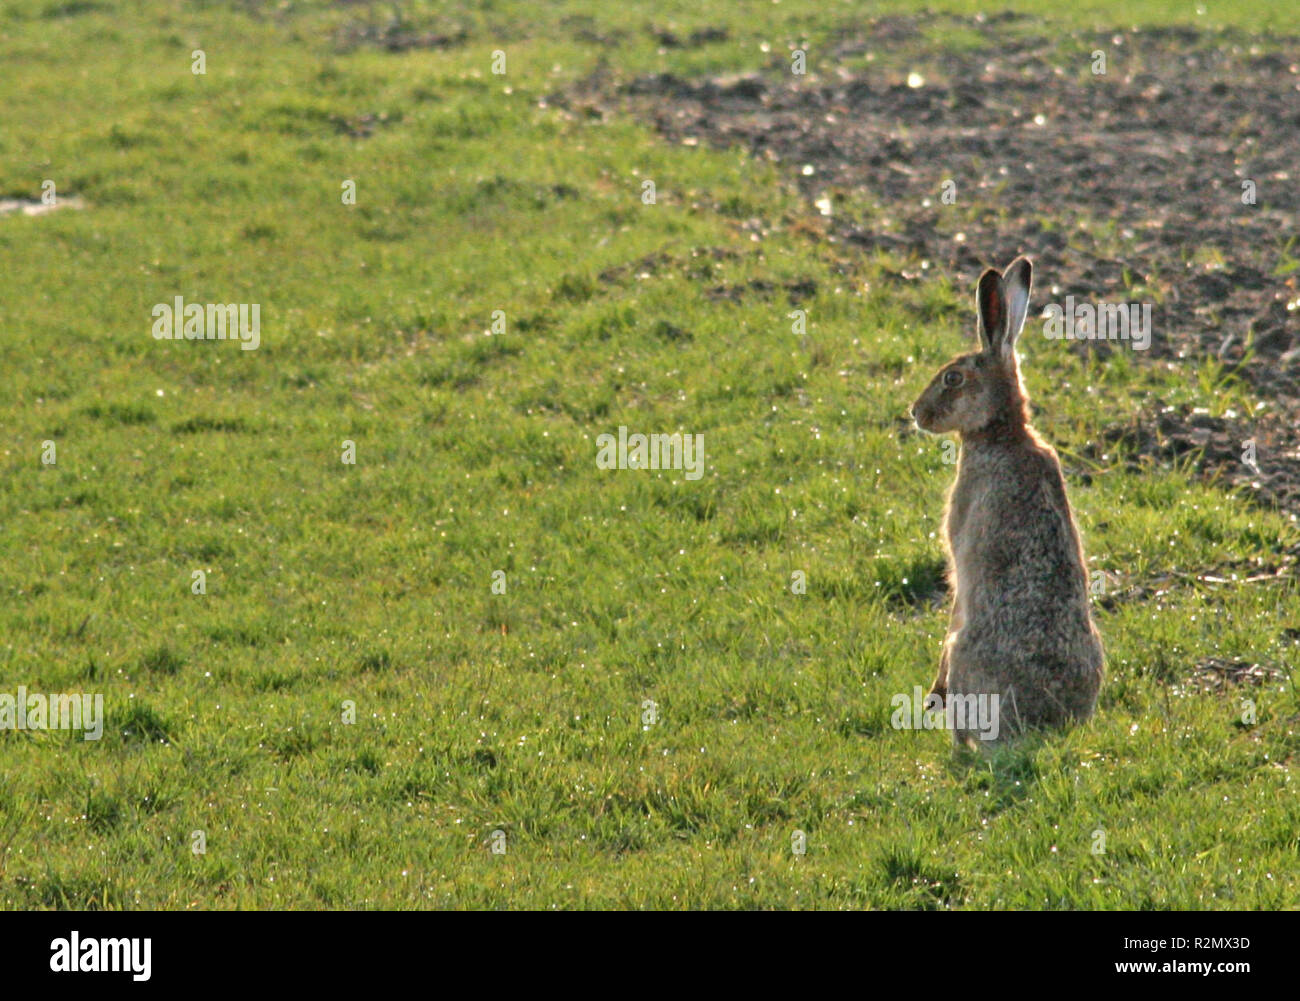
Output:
left=555, top=13, right=1300, bottom=514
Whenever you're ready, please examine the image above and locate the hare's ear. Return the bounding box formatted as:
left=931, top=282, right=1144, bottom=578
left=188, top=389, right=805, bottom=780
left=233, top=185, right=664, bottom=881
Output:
left=976, top=267, right=1005, bottom=354
left=1000, top=256, right=1033, bottom=358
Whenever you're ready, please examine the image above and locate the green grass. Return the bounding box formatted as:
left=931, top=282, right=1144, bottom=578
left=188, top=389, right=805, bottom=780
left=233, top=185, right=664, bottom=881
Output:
left=0, top=0, right=1296, bottom=909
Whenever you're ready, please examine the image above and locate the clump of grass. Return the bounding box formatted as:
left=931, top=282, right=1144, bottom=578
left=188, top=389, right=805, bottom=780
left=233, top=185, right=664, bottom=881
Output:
left=140, top=644, right=184, bottom=675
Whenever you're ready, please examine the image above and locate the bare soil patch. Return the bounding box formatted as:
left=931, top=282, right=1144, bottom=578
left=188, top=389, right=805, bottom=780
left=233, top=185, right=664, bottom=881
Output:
left=558, top=14, right=1300, bottom=512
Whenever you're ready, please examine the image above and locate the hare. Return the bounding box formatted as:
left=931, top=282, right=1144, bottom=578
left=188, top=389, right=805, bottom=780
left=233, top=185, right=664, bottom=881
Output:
left=910, top=257, right=1103, bottom=748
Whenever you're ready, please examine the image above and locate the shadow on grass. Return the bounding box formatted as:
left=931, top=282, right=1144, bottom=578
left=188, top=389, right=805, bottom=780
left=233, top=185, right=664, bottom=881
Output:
left=946, top=732, right=1061, bottom=815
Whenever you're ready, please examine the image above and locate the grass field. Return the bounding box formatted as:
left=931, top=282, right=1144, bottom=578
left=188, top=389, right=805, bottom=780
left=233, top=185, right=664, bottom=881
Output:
left=0, top=0, right=1297, bottom=909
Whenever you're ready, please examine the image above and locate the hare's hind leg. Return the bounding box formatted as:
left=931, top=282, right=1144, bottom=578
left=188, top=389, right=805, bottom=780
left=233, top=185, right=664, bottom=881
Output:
left=950, top=724, right=981, bottom=754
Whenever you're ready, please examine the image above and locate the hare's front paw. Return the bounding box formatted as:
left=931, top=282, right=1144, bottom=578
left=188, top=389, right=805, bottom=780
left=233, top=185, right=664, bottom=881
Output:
left=928, top=647, right=950, bottom=701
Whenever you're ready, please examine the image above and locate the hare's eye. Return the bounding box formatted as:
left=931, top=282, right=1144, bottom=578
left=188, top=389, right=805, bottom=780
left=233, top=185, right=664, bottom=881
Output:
left=942, top=370, right=964, bottom=388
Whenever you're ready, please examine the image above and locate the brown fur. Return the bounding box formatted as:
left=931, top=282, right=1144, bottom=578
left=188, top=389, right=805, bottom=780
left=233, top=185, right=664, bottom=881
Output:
left=910, top=257, right=1104, bottom=748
